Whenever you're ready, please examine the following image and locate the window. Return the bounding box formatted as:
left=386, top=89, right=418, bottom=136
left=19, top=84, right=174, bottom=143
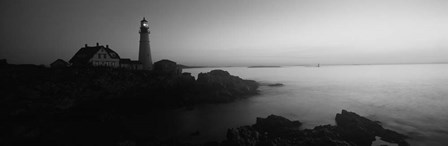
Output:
left=98, top=54, right=101, bottom=59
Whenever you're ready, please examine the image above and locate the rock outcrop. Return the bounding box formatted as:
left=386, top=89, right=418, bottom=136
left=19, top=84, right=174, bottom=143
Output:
left=195, top=70, right=259, bottom=102
left=335, top=110, right=409, bottom=146
left=253, top=115, right=302, bottom=135
left=224, top=110, right=410, bottom=146
left=153, top=59, right=182, bottom=76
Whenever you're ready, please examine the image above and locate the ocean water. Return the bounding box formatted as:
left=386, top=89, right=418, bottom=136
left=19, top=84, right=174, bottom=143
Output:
left=135, top=64, right=448, bottom=146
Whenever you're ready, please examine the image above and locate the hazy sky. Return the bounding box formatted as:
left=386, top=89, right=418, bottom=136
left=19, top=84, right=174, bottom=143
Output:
left=1, top=0, right=448, bottom=66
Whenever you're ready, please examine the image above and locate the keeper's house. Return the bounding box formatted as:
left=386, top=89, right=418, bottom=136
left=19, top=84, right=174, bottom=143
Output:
left=69, top=43, right=142, bottom=70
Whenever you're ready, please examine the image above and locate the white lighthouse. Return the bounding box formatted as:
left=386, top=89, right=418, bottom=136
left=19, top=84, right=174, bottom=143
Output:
left=138, top=17, right=152, bottom=70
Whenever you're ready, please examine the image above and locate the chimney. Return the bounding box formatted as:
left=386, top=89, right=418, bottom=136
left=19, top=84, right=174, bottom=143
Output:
left=96, top=42, right=99, bottom=46
left=106, top=45, right=109, bottom=48
left=85, top=44, right=88, bottom=47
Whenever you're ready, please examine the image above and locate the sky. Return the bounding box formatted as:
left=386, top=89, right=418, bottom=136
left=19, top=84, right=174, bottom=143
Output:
left=1, top=0, right=448, bottom=66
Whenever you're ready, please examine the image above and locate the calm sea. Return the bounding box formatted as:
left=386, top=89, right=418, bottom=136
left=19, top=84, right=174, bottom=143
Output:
left=131, top=64, right=448, bottom=146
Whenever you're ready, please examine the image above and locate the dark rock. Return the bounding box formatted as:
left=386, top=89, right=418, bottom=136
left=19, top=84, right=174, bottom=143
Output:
left=225, top=126, right=261, bottom=146
left=153, top=59, right=182, bottom=76
left=224, top=110, right=409, bottom=146
left=208, top=69, right=231, bottom=76
left=253, top=114, right=301, bottom=135
left=301, top=125, right=353, bottom=146
left=196, top=70, right=259, bottom=101
left=267, top=83, right=284, bottom=87
left=335, top=110, right=409, bottom=146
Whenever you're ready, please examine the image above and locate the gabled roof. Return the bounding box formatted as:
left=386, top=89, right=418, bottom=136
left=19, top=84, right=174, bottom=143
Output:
left=69, top=45, right=120, bottom=65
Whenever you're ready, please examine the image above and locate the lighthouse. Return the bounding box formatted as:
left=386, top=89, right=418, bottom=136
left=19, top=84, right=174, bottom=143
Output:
left=138, top=17, right=152, bottom=70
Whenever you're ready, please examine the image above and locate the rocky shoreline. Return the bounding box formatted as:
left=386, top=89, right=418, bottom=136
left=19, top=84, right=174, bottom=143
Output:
left=224, top=110, right=409, bottom=146
left=0, top=64, right=410, bottom=146
left=123, top=110, right=410, bottom=146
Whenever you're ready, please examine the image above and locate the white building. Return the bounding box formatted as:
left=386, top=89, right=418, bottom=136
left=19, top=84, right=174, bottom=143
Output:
left=69, top=43, right=121, bottom=68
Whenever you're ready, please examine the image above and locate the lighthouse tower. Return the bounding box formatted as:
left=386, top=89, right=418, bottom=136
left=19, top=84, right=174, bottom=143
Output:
left=138, top=17, right=152, bottom=70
